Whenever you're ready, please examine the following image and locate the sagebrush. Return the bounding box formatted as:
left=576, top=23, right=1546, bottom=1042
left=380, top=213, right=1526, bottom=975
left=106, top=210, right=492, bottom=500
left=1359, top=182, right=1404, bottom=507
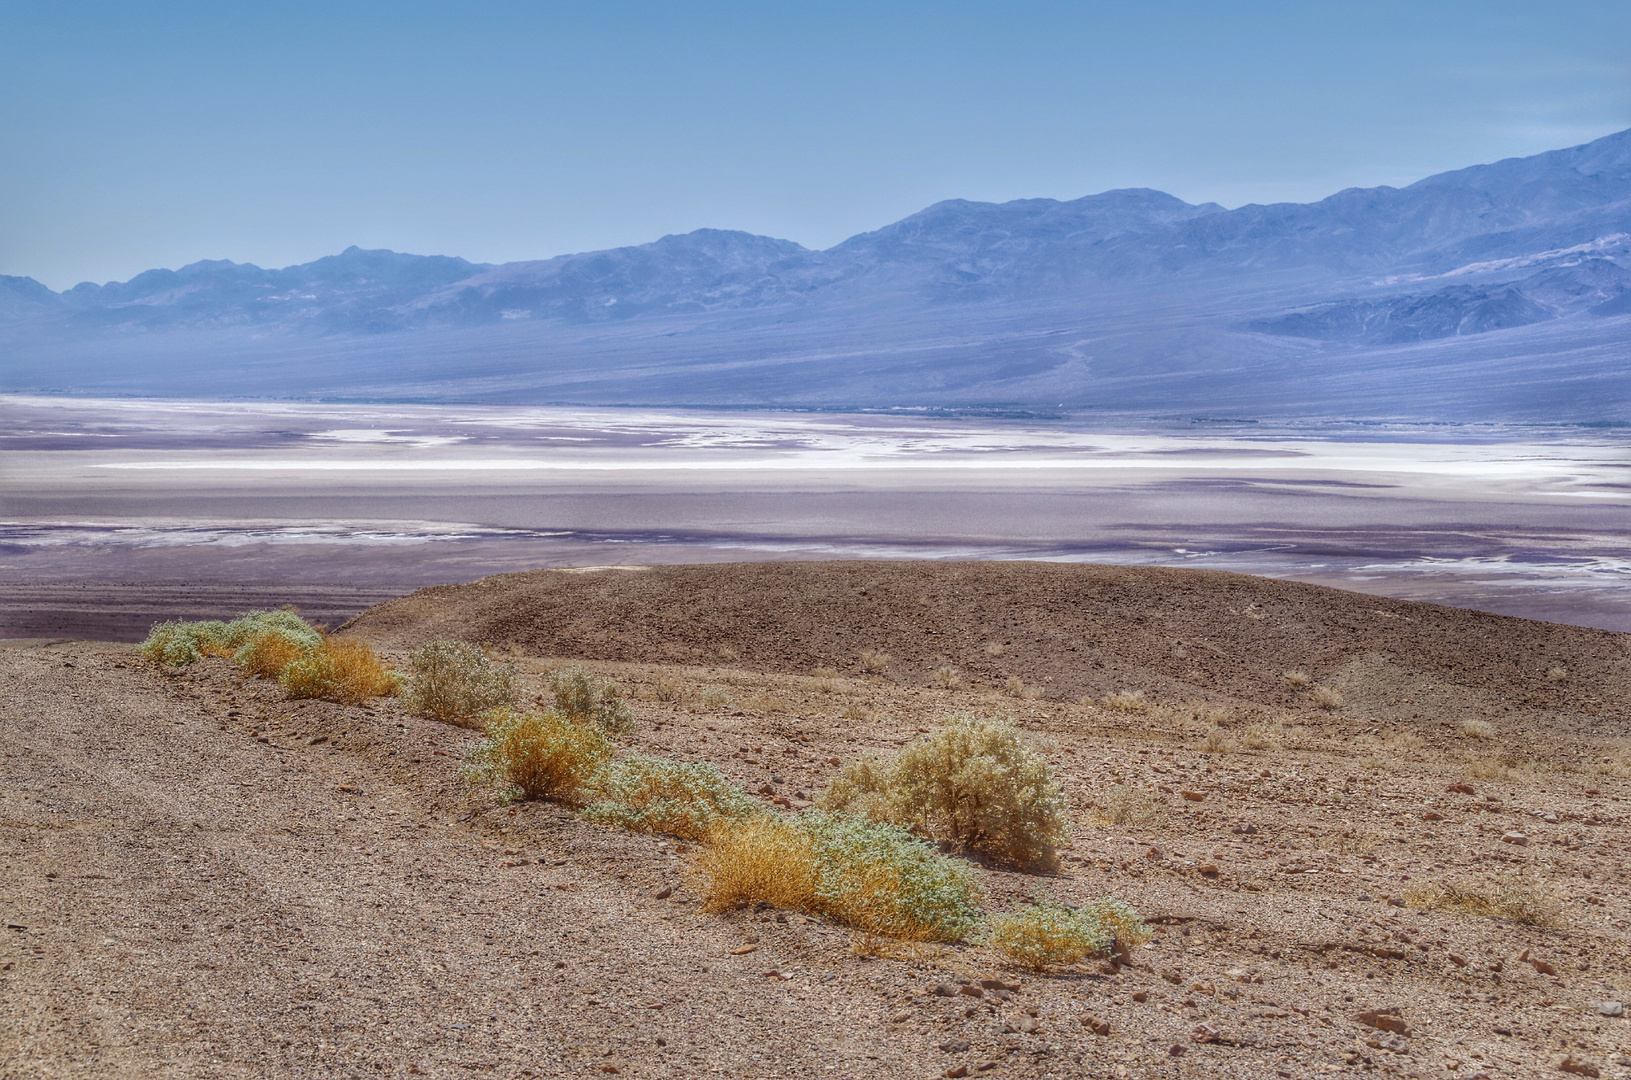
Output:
left=819, top=715, right=1067, bottom=872
left=584, top=755, right=758, bottom=839
left=402, top=640, right=518, bottom=726
left=550, top=667, right=633, bottom=732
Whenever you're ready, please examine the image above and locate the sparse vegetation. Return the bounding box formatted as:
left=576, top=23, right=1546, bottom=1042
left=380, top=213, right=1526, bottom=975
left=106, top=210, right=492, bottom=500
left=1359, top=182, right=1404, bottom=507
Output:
left=550, top=667, right=633, bottom=732
left=841, top=702, right=874, bottom=723
left=988, top=898, right=1149, bottom=970
left=136, top=608, right=322, bottom=670
left=984, top=642, right=1006, bottom=656
left=1405, top=878, right=1561, bottom=927
left=1546, top=666, right=1568, bottom=682
left=402, top=640, right=518, bottom=727
left=235, top=630, right=310, bottom=679
left=1283, top=670, right=1312, bottom=688
left=699, top=687, right=730, bottom=711
left=1309, top=684, right=1344, bottom=710
left=812, top=666, right=839, bottom=679
left=1090, top=783, right=1158, bottom=826
left=1468, top=756, right=1517, bottom=780
left=279, top=637, right=398, bottom=705
left=461, top=706, right=614, bottom=805
left=858, top=649, right=891, bottom=675
left=819, top=715, right=1067, bottom=872
left=1197, top=727, right=1235, bottom=754
left=584, top=756, right=759, bottom=839
left=932, top=666, right=964, bottom=690
left=1239, top=724, right=1278, bottom=751
left=652, top=674, right=690, bottom=705
left=1460, top=719, right=1494, bottom=740
left=1102, top=689, right=1148, bottom=713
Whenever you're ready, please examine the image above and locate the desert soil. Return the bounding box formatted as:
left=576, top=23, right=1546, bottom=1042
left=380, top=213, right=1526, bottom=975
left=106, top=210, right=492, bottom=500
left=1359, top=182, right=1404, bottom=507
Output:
left=4, top=561, right=1630, bottom=1079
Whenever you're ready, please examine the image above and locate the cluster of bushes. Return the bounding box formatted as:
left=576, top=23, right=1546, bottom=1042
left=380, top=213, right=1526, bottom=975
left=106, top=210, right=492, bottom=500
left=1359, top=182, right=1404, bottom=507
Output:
left=432, top=642, right=1139, bottom=964
left=136, top=610, right=396, bottom=705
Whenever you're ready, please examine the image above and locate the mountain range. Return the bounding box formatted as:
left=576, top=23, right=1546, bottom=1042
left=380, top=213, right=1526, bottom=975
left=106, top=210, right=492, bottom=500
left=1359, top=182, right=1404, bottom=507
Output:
left=4, top=128, right=1629, bottom=419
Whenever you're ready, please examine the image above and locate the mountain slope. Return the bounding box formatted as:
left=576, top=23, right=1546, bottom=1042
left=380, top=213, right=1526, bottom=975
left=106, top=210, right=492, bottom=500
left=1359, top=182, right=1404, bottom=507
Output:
left=4, top=129, right=1629, bottom=418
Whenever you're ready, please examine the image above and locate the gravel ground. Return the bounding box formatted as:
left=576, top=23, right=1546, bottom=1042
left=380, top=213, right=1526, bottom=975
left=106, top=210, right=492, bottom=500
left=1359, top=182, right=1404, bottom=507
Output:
left=5, top=561, right=1631, bottom=1079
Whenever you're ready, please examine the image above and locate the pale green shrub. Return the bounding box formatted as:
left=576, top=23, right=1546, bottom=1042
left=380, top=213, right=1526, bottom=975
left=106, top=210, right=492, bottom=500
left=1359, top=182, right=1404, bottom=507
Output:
left=551, top=667, right=633, bottom=732
left=583, top=755, right=757, bottom=839
left=136, top=619, right=232, bottom=666
left=402, top=639, right=518, bottom=727
left=988, top=897, right=1149, bottom=970
left=819, top=715, right=1068, bottom=871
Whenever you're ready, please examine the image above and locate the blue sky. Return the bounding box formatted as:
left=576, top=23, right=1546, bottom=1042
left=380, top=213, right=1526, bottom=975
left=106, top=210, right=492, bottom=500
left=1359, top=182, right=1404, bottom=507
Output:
left=3, top=1, right=1628, bottom=289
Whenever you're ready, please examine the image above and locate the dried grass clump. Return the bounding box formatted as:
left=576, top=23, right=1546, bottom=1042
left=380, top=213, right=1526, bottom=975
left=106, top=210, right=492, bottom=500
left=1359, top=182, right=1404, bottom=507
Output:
left=1309, top=685, right=1344, bottom=710
left=1283, top=670, right=1312, bottom=689
left=933, top=666, right=964, bottom=690
left=1196, top=727, right=1235, bottom=754
left=819, top=715, right=1067, bottom=872
left=402, top=640, right=518, bottom=727
left=858, top=649, right=891, bottom=675
left=1468, top=756, right=1517, bottom=780
left=280, top=638, right=398, bottom=705
left=697, top=816, right=820, bottom=913
left=841, top=703, right=874, bottom=723
left=461, top=707, right=613, bottom=805
left=699, top=687, right=730, bottom=711
left=985, top=642, right=1006, bottom=657
left=743, top=693, right=789, bottom=714
left=584, top=756, right=759, bottom=840
left=1405, top=878, right=1561, bottom=927
left=1460, top=719, right=1494, bottom=740
left=812, top=665, right=840, bottom=679
left=652, top=674, right=690, bottom=705
left=1091, top=783, right=1158, bottom=826
left=1546, top=666, right=1568, bottom=683
left=551, top=667, right=633, bottom=732
left=1239, top=725, right=1279, bottom=752
left=988, top=898, right=1150, bottom=970
left=1102, top=690, right=1148, bottom=713
left=698, top=812, right=982, bottom=942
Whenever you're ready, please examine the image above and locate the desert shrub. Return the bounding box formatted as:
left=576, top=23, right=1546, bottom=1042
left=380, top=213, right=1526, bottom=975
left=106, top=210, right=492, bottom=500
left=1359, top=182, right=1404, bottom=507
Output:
left=584, top=755, right=758, bottom=839
left=743, top=693, right=789, bottom=714
left=1405, top=878, right=1560, bottom=927
left=1102, top=690, right=1147, bottom=713
left=988, top=897, right=1151, bottom=970
left=280, top=638, right=398, bottom=705
left=819, top=715, right=1067, bottom=872
left=1197, top=727, right=1235, bottom=754
left=1309, top=685, right=1344, bottom=710
left=551, top=667, right=633, bottom=732
left=985, top=642, right=1006, bottom=657
left=1239, top=724, right=1279, bottom=751
left=1461, top=719, right=1493, bottom=739
left=652, top=674, right=690, bottom=705
left=402, top=639, right=518, bottom=727
left=699, top=687, right=729, bottom=710
left=813, top=665, right=839, bottom=679
left=136, top=619, right=232, bottom=666
left=933, top=666, right=964, bottom=690
left=136, top=608, right=322, bottom=669
left=697, top=811, right=982, bottom=942
left=461, top=707, right=614, bottom=805
left=1468, top=756, right=1516, bottom=780
left=1283, top=670, right=1312, bottom=688
left=1091, top=783, right=1158, bottom=826
left=232, top=631, right=305, bottom=678
left=858, top=649, right=891, bottom=674
left=1546, top=666, right=1568, bottom=682
left=841, top=703, right=874, bottom=723
left=697, top=815, right=820, bottom=913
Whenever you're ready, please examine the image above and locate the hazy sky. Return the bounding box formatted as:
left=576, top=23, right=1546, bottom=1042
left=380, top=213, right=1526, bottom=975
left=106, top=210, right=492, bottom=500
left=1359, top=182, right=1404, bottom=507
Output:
left=4, top=1, right=1628, bottom=289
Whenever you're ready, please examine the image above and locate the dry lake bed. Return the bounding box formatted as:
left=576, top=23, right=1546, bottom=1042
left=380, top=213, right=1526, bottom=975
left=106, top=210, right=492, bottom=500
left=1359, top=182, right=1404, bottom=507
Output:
left=2, top=394, right=1628, bottom=638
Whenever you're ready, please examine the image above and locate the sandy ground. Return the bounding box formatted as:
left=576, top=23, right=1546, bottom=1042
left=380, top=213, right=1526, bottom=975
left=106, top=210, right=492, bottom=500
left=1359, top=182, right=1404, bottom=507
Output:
left=5, top=562, right=1631, bottom=1079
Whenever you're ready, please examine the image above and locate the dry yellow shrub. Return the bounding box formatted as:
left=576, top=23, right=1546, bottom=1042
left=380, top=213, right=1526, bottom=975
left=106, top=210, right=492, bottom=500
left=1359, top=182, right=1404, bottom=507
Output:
left=238, top=632, right=309, bottom=679
left=461, top=707, right=614, bottom=804
left=1102, top=690, right=1147, bottom=713
left=1310, top=685, right=1344, bottom=710
left=1283, top=670, right=1312, bottom=688
left=280, top=638, right=398, bottom=705
left=697, top=817, right=819, bottom=913
left=858, top=649, right=891, bottom=674
left=933, top=666, right=964, bottom=690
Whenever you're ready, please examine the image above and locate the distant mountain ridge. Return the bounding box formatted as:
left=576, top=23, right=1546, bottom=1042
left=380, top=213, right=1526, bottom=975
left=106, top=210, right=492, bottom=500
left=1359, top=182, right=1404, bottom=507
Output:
left=3, top=128, right=1629, bottom=419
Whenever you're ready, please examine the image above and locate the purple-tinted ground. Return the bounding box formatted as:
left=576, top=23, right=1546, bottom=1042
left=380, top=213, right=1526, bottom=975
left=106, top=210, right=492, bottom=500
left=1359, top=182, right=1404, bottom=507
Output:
left=3, top=396, right=1628, bottom=639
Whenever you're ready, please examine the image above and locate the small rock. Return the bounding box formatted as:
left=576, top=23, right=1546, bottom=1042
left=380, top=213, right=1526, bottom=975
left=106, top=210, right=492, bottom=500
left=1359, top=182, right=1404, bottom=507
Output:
left=1131, top=991, right=1148, bottom=1002
left=771, top=774, right=785, bottom=784
left=1529, top=956, right=1557, bottom=976
left=932, top=983, right=958, bottom=997
left=1595, top=1001, right=1624, bottom=1017
left=1082, top=1015, right=1111, bottom=1036
left=1168, top=1044, right=1186, bottom=1057
left=730, top=944, right=758, bottom=955
left=757, top=783, right=775, bottom=796
left=938, top=1038, right=971, bottom=1053
left=958, top=984, right=984, bottom=998
left=1198, top=863, right=1220, bottom=877
left=1543, top=812, right=1559, bottom=823
left=1191, top=1023, right=1221, bottom=1044
left=1180, top=790, right=1206, bottom=801
left=1447, top=782, right=1475, bottom=795
left=1447, top=952, right=1468, bottom=967
left=979, top=978, right=1020, bottom=992
left=824, top=757, right=839, bottom=766
left=1501, top=832, right=1529, bottom=846
left=890, top=1011, right=912, bottom=1023
left=1552, top=1053, right=1601, bottom=1077
left=1387, top=896, right=1406, bottom=907
left=1356, top=1008, right=1411, bottom=1035
left=653, top=885, right=673, bottom=900
left=944, top=1067, right=969, bottom=1079
left=1423, top=811, right=1444, bottom=821
left=1016, top=1016, right=1040, bottom=1034
left=1231, top=823, right=1257, bottom=834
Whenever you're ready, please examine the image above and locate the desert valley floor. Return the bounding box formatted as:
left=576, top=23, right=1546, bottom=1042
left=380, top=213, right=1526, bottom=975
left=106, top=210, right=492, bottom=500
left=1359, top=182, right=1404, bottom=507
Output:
left=3, top=561, right=1630, bottom=1079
